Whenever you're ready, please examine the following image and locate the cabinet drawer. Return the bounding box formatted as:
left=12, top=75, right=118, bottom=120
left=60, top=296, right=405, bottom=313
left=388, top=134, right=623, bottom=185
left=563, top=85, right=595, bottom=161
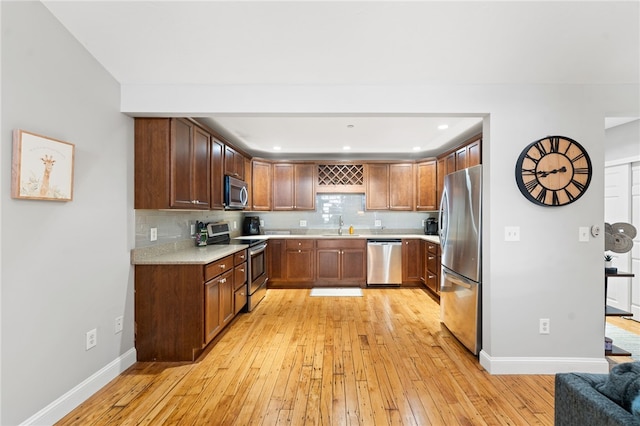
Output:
left=234, top=250, right=247, bottom=266
left=427, top=243, right=440, bottom=255
left=205, top=255, right=234, bottom=281
left=427, top=253, right=439, bottom=272
left=234, top=286, right=247, bottom=315
left=426, top=271, right=439, bottom=293
left=316, top=239, right=365, bottom=249
left=234, top=264, right=247, bottom=290
left=285, top=239, right=315, bottom=250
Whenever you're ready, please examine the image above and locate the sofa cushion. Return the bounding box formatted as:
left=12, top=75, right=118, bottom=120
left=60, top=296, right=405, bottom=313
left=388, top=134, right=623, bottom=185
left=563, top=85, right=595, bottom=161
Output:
left=595, top=362, right=640, bottom=413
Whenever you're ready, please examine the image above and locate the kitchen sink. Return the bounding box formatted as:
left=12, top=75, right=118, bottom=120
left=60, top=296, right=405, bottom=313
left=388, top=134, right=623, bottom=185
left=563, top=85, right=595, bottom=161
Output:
left=321, top=234, right=360, bottom=237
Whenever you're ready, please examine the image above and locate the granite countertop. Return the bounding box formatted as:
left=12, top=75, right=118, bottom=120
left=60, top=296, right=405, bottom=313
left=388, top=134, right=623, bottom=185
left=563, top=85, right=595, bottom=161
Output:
left=132, top=232, right=440, bottom=265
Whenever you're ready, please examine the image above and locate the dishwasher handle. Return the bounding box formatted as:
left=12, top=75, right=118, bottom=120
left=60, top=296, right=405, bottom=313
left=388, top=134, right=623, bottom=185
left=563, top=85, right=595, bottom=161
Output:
left=367, top=239, right=402, bottom=245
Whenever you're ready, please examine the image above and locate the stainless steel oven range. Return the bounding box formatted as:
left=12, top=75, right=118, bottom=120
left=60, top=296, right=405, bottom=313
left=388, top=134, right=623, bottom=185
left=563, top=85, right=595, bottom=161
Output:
left=206, top=222, right=268, bottom=312
left=232, top=237, right=268, bottom=311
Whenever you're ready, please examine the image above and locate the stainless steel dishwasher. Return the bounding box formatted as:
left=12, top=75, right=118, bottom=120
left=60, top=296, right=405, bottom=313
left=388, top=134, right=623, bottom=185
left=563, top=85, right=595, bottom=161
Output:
left=366, top=239, right=402, bottom=286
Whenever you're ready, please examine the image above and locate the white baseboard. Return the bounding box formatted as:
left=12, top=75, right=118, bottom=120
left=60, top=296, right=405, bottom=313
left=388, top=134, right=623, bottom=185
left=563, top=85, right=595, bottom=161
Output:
left=20, top=348, right=137, bottom=426
left=479, top=350, right=610, bottom=375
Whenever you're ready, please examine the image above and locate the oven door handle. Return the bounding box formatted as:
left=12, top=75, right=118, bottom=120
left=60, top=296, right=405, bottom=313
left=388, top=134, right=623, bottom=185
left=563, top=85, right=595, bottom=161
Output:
left=249, top=243, right=268, bottom=256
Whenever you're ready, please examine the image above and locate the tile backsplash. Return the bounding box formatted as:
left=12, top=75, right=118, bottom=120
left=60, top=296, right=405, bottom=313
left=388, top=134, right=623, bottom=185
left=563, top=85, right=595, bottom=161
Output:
left=135, top=194, right=438, bottom=247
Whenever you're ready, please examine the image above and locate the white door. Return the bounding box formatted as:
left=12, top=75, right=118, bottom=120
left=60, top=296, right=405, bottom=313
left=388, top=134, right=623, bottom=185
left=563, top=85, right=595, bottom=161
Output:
left=604, top=164, right=631, bottom=311
left=630, top=163, right=640, bottom=319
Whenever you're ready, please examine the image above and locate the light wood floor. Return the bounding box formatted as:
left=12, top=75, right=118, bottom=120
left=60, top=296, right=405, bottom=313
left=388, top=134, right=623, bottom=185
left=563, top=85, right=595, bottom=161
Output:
left=59, top=287, right=612, bottom=425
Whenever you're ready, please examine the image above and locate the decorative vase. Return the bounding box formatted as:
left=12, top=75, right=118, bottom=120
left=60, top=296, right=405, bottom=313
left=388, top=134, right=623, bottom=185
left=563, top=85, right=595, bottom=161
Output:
left=605, top=260, right=612, bottom=268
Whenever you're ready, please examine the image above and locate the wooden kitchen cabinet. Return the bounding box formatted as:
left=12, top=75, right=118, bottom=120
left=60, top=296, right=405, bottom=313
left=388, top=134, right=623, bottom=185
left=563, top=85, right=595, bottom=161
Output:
left=251, top=159, right=272, bottom=211
left=135, top=251, right=245, bottom=362
left=135, top=117, right=211, bottom=210
left=272, top=162, right=316, bottom=210
left=285, top=239, right=315, bottom=284
left=233, top=250, right=248, bottom=314
left=267, top=239, right=286, bottom=286
left=316, top=239, right=366, bottom=286
left=424, top=241, right=441, bottom=296
left=224, top=145, right=245, bottom=179
left=416, top=160, right=437, bottom=211
left=210, top=137, right=225, bottom=210
left=402, top=239, right=422, bottom=286
left=365, top=163, right=414, bottom=210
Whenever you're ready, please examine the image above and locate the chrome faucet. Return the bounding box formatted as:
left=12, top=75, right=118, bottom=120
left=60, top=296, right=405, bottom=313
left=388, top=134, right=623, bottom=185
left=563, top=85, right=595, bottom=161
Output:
left=338, top=215, right=344, bottom=235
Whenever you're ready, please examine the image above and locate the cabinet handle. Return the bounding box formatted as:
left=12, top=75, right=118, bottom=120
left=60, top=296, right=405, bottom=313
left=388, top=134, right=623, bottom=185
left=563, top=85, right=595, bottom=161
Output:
left=428, top=256, right=435, bottom=260
left=298, top=250, right=301, bottom=253
left=219, top=264, right=226, bottom=269
left=220, top=278, right=226, bottom=284
left=240, top=268, right=244, bottom=272
left=429, top=275, right=435, bottom=279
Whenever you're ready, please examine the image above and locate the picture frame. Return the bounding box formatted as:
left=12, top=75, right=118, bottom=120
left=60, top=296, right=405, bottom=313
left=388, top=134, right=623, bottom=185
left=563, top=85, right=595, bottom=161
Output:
left=11, top=129, right=75, bottom=201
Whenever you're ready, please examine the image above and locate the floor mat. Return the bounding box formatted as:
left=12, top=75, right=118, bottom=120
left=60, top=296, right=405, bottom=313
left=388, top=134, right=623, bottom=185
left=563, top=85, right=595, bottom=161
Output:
left=310, top=288, right=363, bottom=297
left=606, top=322, right=640, bottom=361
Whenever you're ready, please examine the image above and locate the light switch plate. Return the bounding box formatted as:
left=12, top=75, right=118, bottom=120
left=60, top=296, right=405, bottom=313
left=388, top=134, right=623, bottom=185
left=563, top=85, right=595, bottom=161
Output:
left=578, top=226, right=589, bottom=242
left=299, top=220, right=307, bottom=227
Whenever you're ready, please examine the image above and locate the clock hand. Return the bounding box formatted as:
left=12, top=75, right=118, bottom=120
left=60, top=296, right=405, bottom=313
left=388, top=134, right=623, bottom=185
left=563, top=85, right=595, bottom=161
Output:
left=536, top=166, right=567, bottom=178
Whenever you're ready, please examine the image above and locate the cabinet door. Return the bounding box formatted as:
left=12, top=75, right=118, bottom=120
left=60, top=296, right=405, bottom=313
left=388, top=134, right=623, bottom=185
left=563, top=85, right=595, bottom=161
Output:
left=267, top=239, right=285, bottom=284
left=285, top=249, right=315, bottom=283
left=445, top=153, right=456, bottom=176
left=204, top=279, right=221, bottom=344
left=316, top=249, right=341, bottom=282
left=437, top=157, right=445, bottom=210
left=219, top=270, right=234, bottom=327
left=294, top=163, right=316, bottom=210
left=192, top=126, right=211, bottom=209
left=455, top=146, right=468, bottom=171
left=341, top=248, right=366, bottom=284
left=402, top=239, right=422, bottom=285
left=467, top=139, right=481, bottom=167
left=416, top=160, right=437, bottom=211
left=171, top=118, right=195, bottom=208
left=390, top=163, right=414, bottom=210
left=365, top=164, right=389, bottom=210
left=273, top=163, right=295, bottom=210
left=210, top=138, right=225, bottom=210
left=251, top=160, right=272, bottom=211
left=224, top=145, right=244, bottom=179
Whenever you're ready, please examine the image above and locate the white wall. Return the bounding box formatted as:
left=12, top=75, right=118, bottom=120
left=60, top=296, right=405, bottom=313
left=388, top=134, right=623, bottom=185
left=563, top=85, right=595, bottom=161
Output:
left=1, top=2, right=134, bottom=425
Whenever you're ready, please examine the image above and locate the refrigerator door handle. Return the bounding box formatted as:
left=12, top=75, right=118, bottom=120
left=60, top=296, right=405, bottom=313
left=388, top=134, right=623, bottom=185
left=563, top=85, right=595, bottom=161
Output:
left=441, top=268, right=474, bottom=291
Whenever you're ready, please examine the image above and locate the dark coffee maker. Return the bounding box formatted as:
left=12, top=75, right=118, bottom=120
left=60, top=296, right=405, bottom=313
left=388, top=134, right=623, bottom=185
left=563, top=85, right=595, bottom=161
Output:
left=424, top=218, right=438, bottom=235
left=243, top=216, right=261, bottom=235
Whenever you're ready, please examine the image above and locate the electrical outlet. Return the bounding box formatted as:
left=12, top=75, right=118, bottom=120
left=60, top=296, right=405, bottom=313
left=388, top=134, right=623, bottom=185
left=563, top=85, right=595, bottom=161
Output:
left=260, top=220, right=264, bottom=227
left=505, top=226, right=520, bottom=241
left=115, top=316, right=123, bottom=334
left=374, top=220, right=382, bottom=227
left=86, top=328, right=97, bottom=350
left=233, top=221, right=237, bottom=229
left=150, top=227, right=158, bottom=242
left=299, top=220, right=307, bottom=227
left=190, top=224, right=196, bottom=235
left=539, top=318, right=550, bottom=334
left=422, top=219, right=426, bottom=226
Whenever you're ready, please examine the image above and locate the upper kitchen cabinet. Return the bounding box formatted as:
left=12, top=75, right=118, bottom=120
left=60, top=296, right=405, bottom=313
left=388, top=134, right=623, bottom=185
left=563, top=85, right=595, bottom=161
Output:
left=436, top=134, right=482, bottom=208
left=250, top=159, right=272, bottom=211
left=272, top=162, right=316, bottom=211
left=210, top=137, right=225, bottom=210
left=365, top=163, right=414, bottom=210
left=416, top=159, right=437, bottom=211
left=135, top=118, right=211, bottom=210
left=224, top=145, right=245, bottom=180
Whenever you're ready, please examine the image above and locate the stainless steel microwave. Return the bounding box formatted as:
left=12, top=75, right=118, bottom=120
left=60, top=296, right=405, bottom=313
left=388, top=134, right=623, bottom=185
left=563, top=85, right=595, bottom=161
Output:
left=224, top=175, right=248, bottom=209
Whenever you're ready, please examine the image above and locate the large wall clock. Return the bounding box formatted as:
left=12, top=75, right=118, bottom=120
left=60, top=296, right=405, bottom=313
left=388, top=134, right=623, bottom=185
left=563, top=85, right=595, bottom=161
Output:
left=515, top=135, right=592, bottom=207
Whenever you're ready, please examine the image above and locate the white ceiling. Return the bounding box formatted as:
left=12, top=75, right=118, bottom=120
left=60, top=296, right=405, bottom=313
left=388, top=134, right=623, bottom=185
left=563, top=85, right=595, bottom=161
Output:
left=42, top=1, right=639, bottom=157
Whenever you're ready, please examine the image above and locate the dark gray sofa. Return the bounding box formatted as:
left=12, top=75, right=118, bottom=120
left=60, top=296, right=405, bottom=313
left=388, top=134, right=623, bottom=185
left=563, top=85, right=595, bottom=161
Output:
left=555, top=372, right=640, bottom=426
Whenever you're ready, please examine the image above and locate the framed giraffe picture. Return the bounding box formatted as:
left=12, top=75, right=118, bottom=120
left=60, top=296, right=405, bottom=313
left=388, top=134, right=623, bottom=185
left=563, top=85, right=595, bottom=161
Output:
left=11, top=129, right=75, bottom=201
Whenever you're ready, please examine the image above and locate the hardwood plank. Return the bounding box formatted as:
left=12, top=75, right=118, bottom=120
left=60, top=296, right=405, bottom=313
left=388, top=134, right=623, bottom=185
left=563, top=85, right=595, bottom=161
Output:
left=57, top=289, right=570, bottom=426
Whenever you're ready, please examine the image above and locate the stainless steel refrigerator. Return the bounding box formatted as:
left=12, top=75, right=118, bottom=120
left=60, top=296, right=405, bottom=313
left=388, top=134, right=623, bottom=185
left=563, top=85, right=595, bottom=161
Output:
left=439, top=165, right=482, bottom=355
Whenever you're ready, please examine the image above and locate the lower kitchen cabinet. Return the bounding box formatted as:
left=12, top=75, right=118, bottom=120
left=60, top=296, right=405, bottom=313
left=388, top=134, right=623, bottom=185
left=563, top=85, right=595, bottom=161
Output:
left=423, top=241, right=441, bottom=296
left=268, top=239, right=315, bottom=287
left=316, top=239, right=366, bottom=286
left=135, top=252, right=243, bottom=362
left=402, top=239, right=422, bottom=286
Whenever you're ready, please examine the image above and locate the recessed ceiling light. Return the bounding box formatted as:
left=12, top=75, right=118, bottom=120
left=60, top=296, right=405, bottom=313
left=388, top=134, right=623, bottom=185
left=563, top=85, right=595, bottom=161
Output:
left=273, top=146, right=281, bottom=151
left=347, top=124, right=354, bottom=128
left=343, top=146, right=351, bottom=150
left=438, top=124, right=449, bottom=130
left=412, top=146, right=421, bottom=151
